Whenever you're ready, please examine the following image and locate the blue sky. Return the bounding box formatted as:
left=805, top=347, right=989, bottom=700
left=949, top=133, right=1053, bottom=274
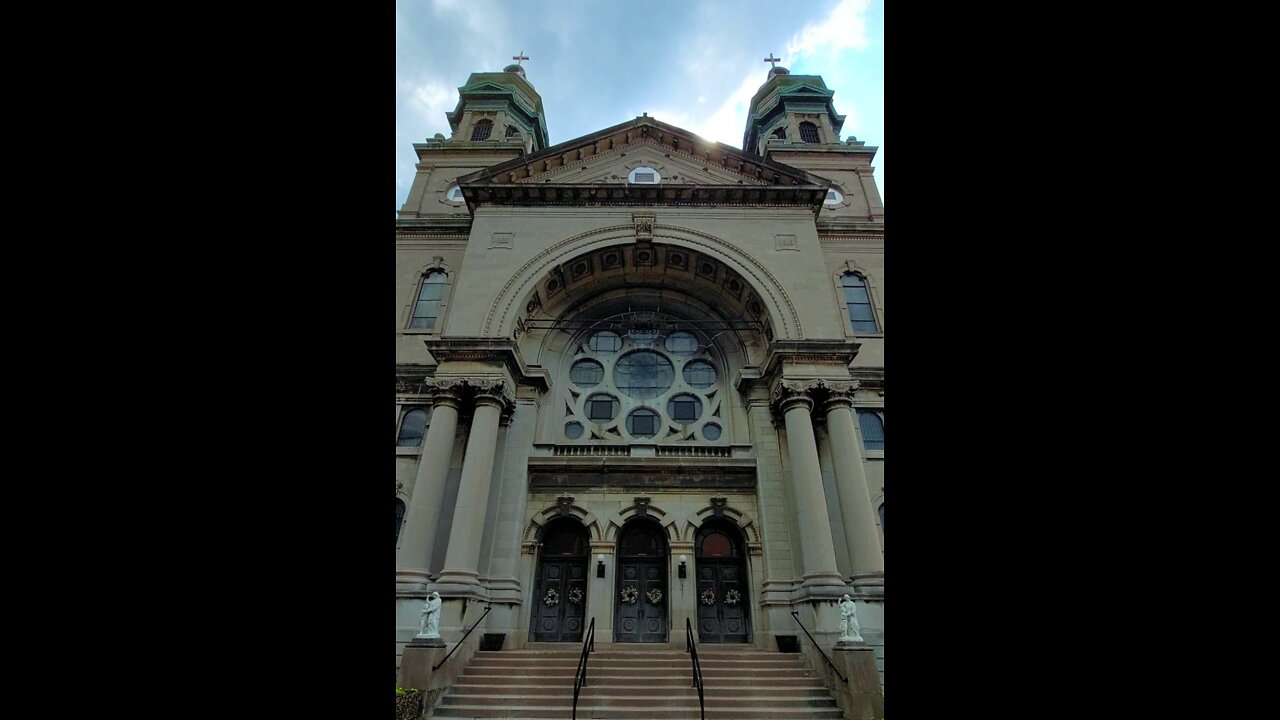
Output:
left=396, top=0, right=883, bottom=212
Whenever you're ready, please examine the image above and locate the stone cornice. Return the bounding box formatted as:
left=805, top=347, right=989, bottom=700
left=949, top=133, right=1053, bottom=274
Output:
left=735, top=340, right=861, bottom=392
left=456, top=182, right=828, bottom=214
left=423, top=337, right=551, bottom=391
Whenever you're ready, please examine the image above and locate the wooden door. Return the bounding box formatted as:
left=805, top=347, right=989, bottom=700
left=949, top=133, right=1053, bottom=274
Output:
left=694, top=523, right=751, bottom=643
left=615, top=521, right=668, bottom=643
left=531, top=519, right=589, bottom=642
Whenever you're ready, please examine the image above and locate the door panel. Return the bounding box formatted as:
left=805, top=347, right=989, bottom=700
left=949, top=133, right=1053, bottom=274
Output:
left=695, top=558, right=750, bottom=643
left=616, top=560, right=667, bottom=642
left=532, top=556, right=588, bottom=642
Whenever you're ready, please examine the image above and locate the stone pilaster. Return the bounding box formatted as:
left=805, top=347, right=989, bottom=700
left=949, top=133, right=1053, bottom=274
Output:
left=432, top=379, right=517, bottom=600
left=396, top=379, right=464, bottom=591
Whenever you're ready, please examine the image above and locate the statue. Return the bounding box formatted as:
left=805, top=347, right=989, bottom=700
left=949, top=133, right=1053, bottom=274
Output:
left=838, top=594, right=864, bottom=643
left=418, top=592, right=442, bottom=639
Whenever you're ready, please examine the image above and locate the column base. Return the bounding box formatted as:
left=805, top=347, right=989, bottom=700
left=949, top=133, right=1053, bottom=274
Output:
left=396, top=569, right=435, bottom=593
left=850, top=570, right=884, bottom=597
left=801, top=572, right=850, bottom=599
left=429, top=569, right=490, bottom=601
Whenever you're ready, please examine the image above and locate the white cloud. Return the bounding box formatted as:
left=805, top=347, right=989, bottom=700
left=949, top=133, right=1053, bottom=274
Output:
left=786, top=0, right=870, bottom=60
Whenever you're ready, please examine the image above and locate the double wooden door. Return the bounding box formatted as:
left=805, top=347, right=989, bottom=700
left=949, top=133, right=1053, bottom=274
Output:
left=695, top=556, right=750, bottom=642
left=615, top=558, right=667, bottom=642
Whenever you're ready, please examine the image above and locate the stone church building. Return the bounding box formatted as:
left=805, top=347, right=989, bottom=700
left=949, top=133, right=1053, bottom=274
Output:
left=395, top=58, right=885, bottom=714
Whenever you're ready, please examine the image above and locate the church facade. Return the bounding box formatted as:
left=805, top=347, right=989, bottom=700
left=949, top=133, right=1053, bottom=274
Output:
left=395, top=59, right=885, bottom=691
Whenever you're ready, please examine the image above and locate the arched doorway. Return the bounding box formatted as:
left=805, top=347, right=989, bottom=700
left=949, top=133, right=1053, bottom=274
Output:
left=615, top=519, right=668, bottom=643
left=695, top=519, right=751, bottom=643
left=531, top=517, right=590, bottom=642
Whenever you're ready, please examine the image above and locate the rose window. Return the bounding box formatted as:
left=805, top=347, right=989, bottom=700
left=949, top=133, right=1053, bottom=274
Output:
left=562, top=325, right=725, bottom=443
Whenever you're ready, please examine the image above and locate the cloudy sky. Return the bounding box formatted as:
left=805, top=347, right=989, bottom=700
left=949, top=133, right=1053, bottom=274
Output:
left=396, top=0, right=883, bottom=212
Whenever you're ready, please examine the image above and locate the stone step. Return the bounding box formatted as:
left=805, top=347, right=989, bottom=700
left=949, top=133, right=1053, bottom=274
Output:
left=459, top=665, right=813, bottom=677
left=448, top=684, right=829, bottom=697
left=468, top=655, right=807, bottom=666
left=463, top=661, right=809, bottom=672
left=432, top=704, right=845, bottom=719
left=440, top=694, right=837, bottom=709
left=456, top=673, right=826, bottom=687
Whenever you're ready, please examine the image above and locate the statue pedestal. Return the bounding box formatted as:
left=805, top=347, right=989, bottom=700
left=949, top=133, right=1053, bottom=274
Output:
left=408, top=635, right=445, bottom=648
left=832, top=644, right=884, bottom=720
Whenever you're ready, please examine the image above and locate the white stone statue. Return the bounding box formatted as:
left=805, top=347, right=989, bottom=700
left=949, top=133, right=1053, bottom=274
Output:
left=417, top=592, right=442, bottom=638
left=839, top=594, right=864, bottom=642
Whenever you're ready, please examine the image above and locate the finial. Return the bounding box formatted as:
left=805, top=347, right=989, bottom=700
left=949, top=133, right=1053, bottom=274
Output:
left=764, top=53, right=782, bottom=69
left=512, top=50, right=529, bottom=66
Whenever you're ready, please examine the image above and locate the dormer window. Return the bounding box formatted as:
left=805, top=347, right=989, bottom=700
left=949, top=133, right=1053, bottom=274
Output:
left=799, top=121, right=820, bottom=143
left=628, top=167, right=661, bottom=184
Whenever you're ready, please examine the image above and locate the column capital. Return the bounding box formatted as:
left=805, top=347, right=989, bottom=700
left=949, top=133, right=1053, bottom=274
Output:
left=468, top=378, right=516, bottom=415
left=770, top=378, right=860, bottom=418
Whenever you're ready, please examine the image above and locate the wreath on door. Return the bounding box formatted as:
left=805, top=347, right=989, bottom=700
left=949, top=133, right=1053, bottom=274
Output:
left=700, top=589, right=716, bottom=606
left=646, top=587, right=663, bottom=605
left=543, top=588, right=560, bottom=607
left=567, top=588, right=584, bottom=605
left=620, top=586, right=639, bottom=604
left=723, top=589, right=742, bottom=606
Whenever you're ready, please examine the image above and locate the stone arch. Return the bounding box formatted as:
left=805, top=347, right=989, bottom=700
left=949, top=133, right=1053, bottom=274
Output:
left=605, top=498, right=678, bottom=544
left=682, top=499, right=762, bottom=551
left=483, top=224, right=803, bottom=341
left=523, top=499, right=603, bottom=544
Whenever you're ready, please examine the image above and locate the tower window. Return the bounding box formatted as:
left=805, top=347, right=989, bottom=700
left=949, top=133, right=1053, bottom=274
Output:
left=841, top=272, right=878, bottom=333
left=858, top=410, right=885, bottom=451
left=772, top=127, right=787, bottom=140
left=505, top=124, right=518, bottom=138
left=471, top=119, right=493, bottom=141
left=799, top=121, right=820, bottom=143
left=409, top=270, right=447, bottom=329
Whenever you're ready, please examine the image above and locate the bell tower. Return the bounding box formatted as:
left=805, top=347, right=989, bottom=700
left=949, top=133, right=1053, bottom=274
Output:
left=398, top=57, right=550, bottom=219
left=742, top=56, right=883, bottom=221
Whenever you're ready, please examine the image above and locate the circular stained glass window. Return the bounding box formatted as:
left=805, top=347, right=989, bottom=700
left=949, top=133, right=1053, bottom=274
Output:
left=565, top=422, right=584, bottom=439
left=613, top=351, right=674, bottom=399
left=702, top=423, right=722, bottom=441
left=626, top=408, right=660, bottom=438
left=665, top=331, right=698, bottom=355
left=589, top=331, right=622, bottom=352
left=570, top=359, right=604, bottom=387
left=667, top=394, right=702, bottom=423
left=682, top=360, right=717, bottom=389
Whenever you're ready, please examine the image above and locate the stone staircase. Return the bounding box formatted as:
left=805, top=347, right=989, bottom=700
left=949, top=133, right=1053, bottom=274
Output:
left=432, top=645, right=845, bottom=719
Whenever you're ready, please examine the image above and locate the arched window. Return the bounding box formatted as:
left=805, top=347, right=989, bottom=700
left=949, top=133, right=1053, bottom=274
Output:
left=397, top=407, right=428, bottom=446
left=471, top=119, right=493, bottom=140
left=409, top=270, right=447, bottom=329
left=505, top=124, right=519, bottom=138
left=858, top=410, right=884, bottom=451
left=799, top=121, right=820, bottom=143
left=772, top=127, right=787, bottom=140
left=395, top=499, right=406, bottom=544
left=841, top=273, right=878, bottom=333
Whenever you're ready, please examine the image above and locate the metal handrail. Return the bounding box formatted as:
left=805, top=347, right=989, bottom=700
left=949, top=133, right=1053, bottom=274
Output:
left=790, top=610, right=848, bottom=684
left=685, top=617, right=705, bottom=720
left=431, top=604, right=492, bottom=671
left=572, top=617, right=596, bottom=720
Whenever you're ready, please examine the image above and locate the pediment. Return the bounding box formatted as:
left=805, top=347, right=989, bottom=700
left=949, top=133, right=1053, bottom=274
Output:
left=460, top=117, right=825, bottom=189
left=514, top=140, right=770, bottom=186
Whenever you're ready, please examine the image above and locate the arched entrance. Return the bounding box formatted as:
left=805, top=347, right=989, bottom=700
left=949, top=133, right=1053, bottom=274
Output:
left=695, top=519, right=751, bottom=643
left=531, top=517, right=590, bottom=642
left=614, top=519, right=668, bottom=643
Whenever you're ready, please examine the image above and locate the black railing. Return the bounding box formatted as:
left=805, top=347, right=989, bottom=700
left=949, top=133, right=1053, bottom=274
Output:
left=790, top=610, right=848, bottom=684
left=572, top=618, right=596, bottom=720
left=431, top=604, right=492, bottom=671
left=685, top=618, right=705, bottom=720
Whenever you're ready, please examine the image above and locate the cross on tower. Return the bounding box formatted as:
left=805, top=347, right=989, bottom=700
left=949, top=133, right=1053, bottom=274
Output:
left=512, top=50, right=529, bottom=66
left=764, top=53, right=782, bottom=69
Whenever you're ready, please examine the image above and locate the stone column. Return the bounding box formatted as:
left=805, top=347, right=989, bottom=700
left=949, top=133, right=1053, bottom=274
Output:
left=772, top=381, right=845, bottom=593
left=821, top=384, right=884, bottom=591
left=433, top=380, right=515, bottom=599
left=396, top=380, right=464, bottom=591
left=485, top=391, right=540, bottom=643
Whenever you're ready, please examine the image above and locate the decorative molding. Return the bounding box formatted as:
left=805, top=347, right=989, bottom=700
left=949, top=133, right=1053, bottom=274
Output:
left=632, top=213, right=655, bottom=241
left=554, top=495, right=575, bottom=516
left=769, top=378, right=861, bottom=418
